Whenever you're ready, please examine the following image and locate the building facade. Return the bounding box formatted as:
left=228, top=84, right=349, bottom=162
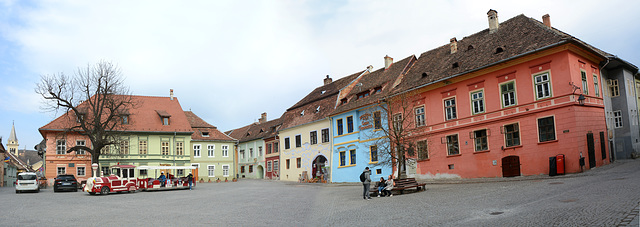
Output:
left=185, top=111, right=236, bottom=182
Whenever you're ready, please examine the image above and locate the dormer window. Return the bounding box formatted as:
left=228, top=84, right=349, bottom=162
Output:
left=468, top=45, right=474, bottom=50
left=452, top=62, right=459, bottom=68
left=121, top=115, right=129, bottom=124
left=77, top=113, right=85, bottom=123
left=340, top=98, right=347, bottom=105
left=422, top=73, right=428, bottom=78
left=156, top=110, right=172, bottom=126
left=321, top=90, right=326, bottom=95
left=495, top=47, right=504, bottom=54
left=373, top=87, right=382, bottom=94
left=300, top=110, right=305, bottom=116
left=357, top=91, right=370, bottom=99
left=201, top=131, right=209, bottom=137
left=162, top=117, right=170, bottom=125
left=259, top=129, right=264, bottom=133
left=316, top=106, right=320, bottom=113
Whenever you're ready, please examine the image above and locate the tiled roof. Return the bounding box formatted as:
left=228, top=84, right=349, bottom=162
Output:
left=280, top=70, right=367, bottom=131
left=184, top=111, right=236, bottom=142
left=225, top=123, right=253, bottom=141
left=392, top=14, right=611, bottom=93
left=39, top=95, right=192, bottom=134
left=332, top=55, right=417, bottom=115
left=225, top=118, right=283, bottom=142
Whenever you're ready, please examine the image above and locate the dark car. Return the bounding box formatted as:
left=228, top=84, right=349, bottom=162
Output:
left=54, top=175, right=78, bottom=192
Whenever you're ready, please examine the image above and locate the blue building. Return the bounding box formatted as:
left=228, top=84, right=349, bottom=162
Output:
left=329, top=55, right=416, bottom=182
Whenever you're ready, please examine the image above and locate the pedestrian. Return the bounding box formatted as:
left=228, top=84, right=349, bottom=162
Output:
left=384, top=174, right=395, bottom=197
left=186, top=172, right=194, bottom=190
left=362, top=167, right=371, bottom=200
left=376, top=177, right=386, bottom=197
left=159, top=171, right=166, bottom=187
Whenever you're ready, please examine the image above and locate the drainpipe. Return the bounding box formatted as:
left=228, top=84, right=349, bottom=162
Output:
left=600, top=57, right=614, bottom=162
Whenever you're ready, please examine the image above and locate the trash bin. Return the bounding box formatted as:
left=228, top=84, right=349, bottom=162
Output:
left=556, top=154, right=565, bottom=175
left=549, top=156, right=557, bottom=176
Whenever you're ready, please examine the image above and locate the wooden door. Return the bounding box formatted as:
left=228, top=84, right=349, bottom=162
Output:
left=600, top=132, right=606, bottom=160
left=587, top=133, right=596, bottom=168
left=191, top=164, right=199, bottom=182
left=502, top=156, right=521, bottom=177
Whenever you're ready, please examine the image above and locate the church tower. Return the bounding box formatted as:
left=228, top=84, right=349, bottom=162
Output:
left=7, top=122, right=19, bottom=155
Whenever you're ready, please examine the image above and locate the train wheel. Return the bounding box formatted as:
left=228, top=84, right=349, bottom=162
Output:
left=100, top=186, right=109, bottom=195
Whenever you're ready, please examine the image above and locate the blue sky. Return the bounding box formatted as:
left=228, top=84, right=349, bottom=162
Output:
left=1, top=0, right=639, bottom=150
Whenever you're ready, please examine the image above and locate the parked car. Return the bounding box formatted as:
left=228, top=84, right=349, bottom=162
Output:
left=54, top=174, right=78, bottom=192
left=16, top=172, right=40, bottom=193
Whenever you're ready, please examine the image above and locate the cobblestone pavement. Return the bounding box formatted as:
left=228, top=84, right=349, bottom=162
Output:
left=1, top=159, right=639, bottom=226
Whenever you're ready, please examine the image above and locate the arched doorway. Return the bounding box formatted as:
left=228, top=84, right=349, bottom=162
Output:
left=257, top=165, right=264, bottom=179
left=502, top=156, right=521, bottom=177
left=311, top=155, right=328, bottom=179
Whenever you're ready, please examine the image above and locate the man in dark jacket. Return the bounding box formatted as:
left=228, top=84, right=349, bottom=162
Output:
left=186, top=172, right=194, bottom=190
left=363, top=167, right=371, bottom=200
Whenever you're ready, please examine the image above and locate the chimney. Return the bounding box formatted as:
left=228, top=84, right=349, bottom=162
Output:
left=324, top=75, right=332, bottom=85
left=450, top=37, right=458, bottom=54
left=259, top=112, right=267, bottom=124
left=170, top=89, right=174, bottom=100
left=487, top=9, right=499, bottom=34
left=384, top=55, right=393, bottom=69
left=542, top=14, right=551, bottom=28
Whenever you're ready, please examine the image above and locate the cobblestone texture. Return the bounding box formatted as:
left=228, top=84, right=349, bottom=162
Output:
left=0, top=159, right=638, bottom=226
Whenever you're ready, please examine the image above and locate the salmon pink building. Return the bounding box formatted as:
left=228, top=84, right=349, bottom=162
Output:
left=389, top=11, right=613, bottom=179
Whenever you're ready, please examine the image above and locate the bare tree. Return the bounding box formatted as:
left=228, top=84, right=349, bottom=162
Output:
left=36, top=61, right=135, bottom=177
left=365, top=91, right=429, bottom=178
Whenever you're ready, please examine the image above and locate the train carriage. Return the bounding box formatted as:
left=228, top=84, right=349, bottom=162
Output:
left=84, top=165, right=196, bottom=195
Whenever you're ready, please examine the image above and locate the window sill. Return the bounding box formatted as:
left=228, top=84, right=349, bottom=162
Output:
left=538, top=139, right=558, bottom=145
left=447, top=154, right=462, bottom=158
left=417, top=158, right=430, bottom=162
left=338, top=164, right=356, bottom=168
left=474, top=150, right=490, bottom=154
left=502, top=145, right=523, bottom=150
left=368, top=161, right=378, bottom=165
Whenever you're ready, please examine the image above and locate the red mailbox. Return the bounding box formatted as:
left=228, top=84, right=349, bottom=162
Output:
left=556, top=154, right=565, bottom=175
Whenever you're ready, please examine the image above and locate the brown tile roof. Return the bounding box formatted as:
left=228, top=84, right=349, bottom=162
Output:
left=280, top=70, right=367, bottom=130
left=39, top=95, right=193, bottom=134
left=184, top=111, right=236, bottom=142
left=392, top=14, right=611, bottom=94
left=225, top=118, right=283, bottom=142
left=332, top=55, right=417, bottom=115
left=225, top=123, right=253, bottom=141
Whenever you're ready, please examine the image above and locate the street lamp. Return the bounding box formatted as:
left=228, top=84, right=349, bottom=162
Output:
left=578, top=94, right=585, bottom=105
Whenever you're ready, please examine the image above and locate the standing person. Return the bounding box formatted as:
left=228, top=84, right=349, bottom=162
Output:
left=362, top=167, right=372, bottom=200
left=376, top=177, right=386, bottom=197
left=158, top=171, right=166, bottom=187
left=186, top=172, right=194, bottom=190
left=384, top=174, right=395, bottom=197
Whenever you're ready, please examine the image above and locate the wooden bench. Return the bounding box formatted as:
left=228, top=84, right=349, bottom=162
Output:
left=369, top=178, right=426, bottom=196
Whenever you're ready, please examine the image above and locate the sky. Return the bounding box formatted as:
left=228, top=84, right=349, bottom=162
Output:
left=1, top=0, right=639, bottom=150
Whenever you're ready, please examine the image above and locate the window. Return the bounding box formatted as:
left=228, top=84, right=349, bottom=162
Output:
left=201, top=131, right=209, bottom=137
left=77, top=113, right=84, bottom=123
left=347, top=116, right=354, bottom=133
left=273, top=142, right=279, bottom=153
left=222, top=145, right=229, bottom=157
left=538, top=116, right=556, bottom=142
left=273, top=160, right=279, bottom=171
left=296, top=157, right=301, bottom=168
left=193, top=144, right=201, bottom=157
left=321, top=129, right=329, bottom=143
left=471, top=91, right=485, bottom=114
left=249, top=165, right=253, bottom=173
left=444, top=98, right=457, bottom=120
left=337, top=119, right=344, bottom=135
left=101, top=166, right=110, bottom=176
left=241, top=166, right=245, bottom=173
left=503, top=123, right=521, bottom=147
left=594, top=75, right=600, bottom=97
left=207, top=145, right=215, bottom=157
left=473, top=129, right=488, bottom=151
left=349, top=149, right=356, bottom=165
left=370, top=146, right=378, bottom=162
left=357, top=91, right=370, bottom=99
left=76, top=140, right=86, bottom=155
left=240, top=150, right=245, bottom=159
left=177, top=169, right=184, bottom=176
left=609, top=79, right=619, bottom=97
left=415, top=106, right=425, bottom=127
left=57, top=167, right=66, bottom=175
left=310, top=131, right=318, bottom=145
left=286, top=159, right=290, bottom=169
left=162, top=117, right=170, bottom=125
left=284, top=137, right=290, bottom=149
left=77, top=166, right=86, bottom=176
left=100, top=146, right=110, bottom=154
left=122, top=115, right=129, bottom=124
left=208, top=165, right=215, bottom=177
left=139, top=140, right=147, bottom=155
left=581, top=71, right=589, bottom=95
left=295, top=135, right=302, bottom=147
left=500, top=81, right=517, bottom=107
left=614, top=110, right=623, bottom=128
left=120, top=140, right=129, bottom=154
left=176, top=142, right=183, bottom=156
left=534, top=73, right=551, bottom=99
left=249, top=148, right=253, bottom=157
left=258, top=146, right=262, bottom=156
left=417, top=140, right=428, bottom=160
left=56, top=140, right=66, bottom=155
left=393, top=114, right=403, bottom=131
left=267, top=161, right=272, bottom=172
left=339, top=151, right=346, bottom=166
left=373, top=111, right=382, bottom=129
left=222, top=165, right=229, bottom=177
left=160, top=142, right=169, bottom=155
left=267, top=143, right=272, bottom=154
left=446, top=135, right=459, bottom=155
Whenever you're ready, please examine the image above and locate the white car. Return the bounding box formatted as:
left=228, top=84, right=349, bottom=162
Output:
left=16, top=172, right=40, bottom=193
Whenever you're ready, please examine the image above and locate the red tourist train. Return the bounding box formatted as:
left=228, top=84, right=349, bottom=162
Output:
left=84, top=165, right=196, bottom=195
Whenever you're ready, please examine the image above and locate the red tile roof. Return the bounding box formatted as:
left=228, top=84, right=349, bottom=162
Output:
left=39, top=95, right=192, bottom=134
left=225, top=118, right=283, bottom=142
left=184, top=111, right=236, bottom=142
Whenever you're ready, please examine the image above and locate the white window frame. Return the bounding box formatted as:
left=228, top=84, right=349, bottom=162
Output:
left=57, top=167, right=66, bottom=175
left=267, top=161, right=272, bottom=172
left=56, top=140, right=66, bottom=155
left=444, top=97, right=457, bottom=120
left=222, top=165, right=229, bottom=177
left=581, top=70, right=589, bottom=95
left=76, top=140, right=86, bottom=155
left=593, top=74, right=600, bottom=97
left=77, top=166, right=86, bottom=176
left=222, top=145, right=229, bottom=157
left=193, top=144, right=201, bottom=158
left=534, top=72, right=552, bottom=100
left=321, top=128, right=330, bottom=143
left=273, top=160, right=279, bottom=171
left=161, top=141, right=170, bottom=155
left=175, top=141, right=183, bottom=156
left=207, top=165, right=215, bottom=177
left=470, top=90, right=485, bottom=115
left=415, top=106, right=425, bottom=127
left=139, top=140, right=148, bottom=155
left=609, top=79, right=619, bottom=97
left=446, top=134, right=460, bottom=156
left=207, top=144, right=215, bottom=157
left=614, top=110, right=623, bottom=128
